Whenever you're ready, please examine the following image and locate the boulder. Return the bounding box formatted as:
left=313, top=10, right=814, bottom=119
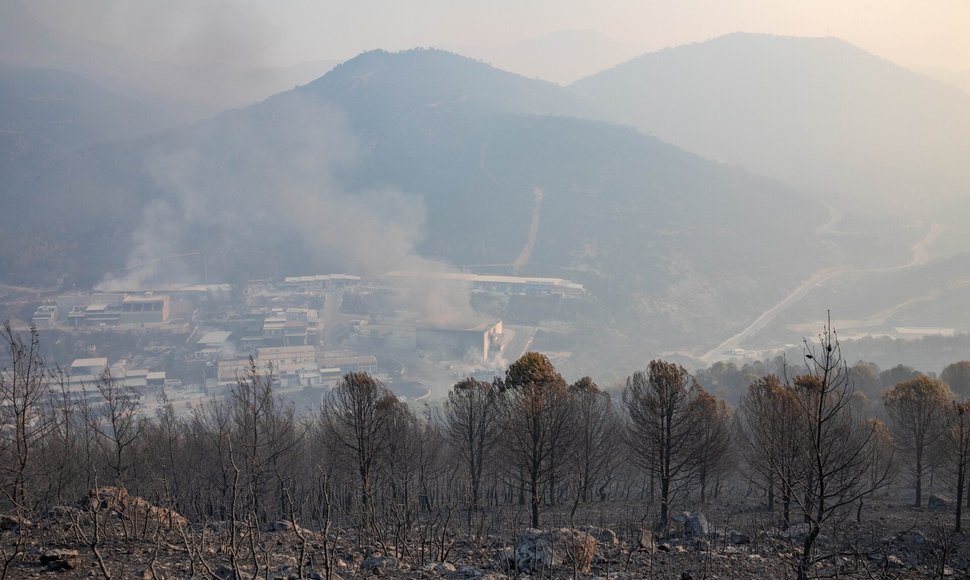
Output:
left=781, top=523, right=811, bottom=541
left=213, top=564, right=253, bottom=580
left=895, top=530, right=928, bottom=549
left=637, top=528, right=656, bottom=552
left=684, top=512, right=709, bottom=538
left=362, top=555, right=398, bottom=573
left=433, top=562, right=456, bottom=573
left=81, top=487, right=188, bottom=529
left=263, top=520, right=309, bottom=535
left=728, top=530, right=751, bottom=545
left=494, top=547, right=514, bottom=571
left=579, top=525, right=619, bottom=546
left=453, top=564, right=485, bottom=578
left=40, top=549, right=80, bottom=571
left=929, top=495, right=951, bottom=511
left=0, top=514, right=31, bottom=531
left=671, top=511, right=691, bottom=524
left=48, top=506, right=79, bottom=520
left=514, top=528, right=597, bottom=573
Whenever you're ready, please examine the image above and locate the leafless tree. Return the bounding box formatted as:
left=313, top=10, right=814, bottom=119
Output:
left=855, top=418, right=896, bottom=523
left=499, top=352, right=573, bottom=528
left=228, top=360, right=302, bottom=523
left=441, top=377, right=500, bottom=512
left=883, top=375, right=952, bottom=507
left=739, top=374, right=802, bottom=526
left=690, top=389, right=733, bottom=503
left=623, top=359, right=701, bottom=529
left=942, top=401, right=970, bottom=531
left=87, top=368, right=143, bottom=487
left=322, top=371, right=395, bottom=534
left=0, top=323, right=58, bottom=577
left=784, top=319, right=892, bottom=579
left=568, top=377, right=620, bottom=510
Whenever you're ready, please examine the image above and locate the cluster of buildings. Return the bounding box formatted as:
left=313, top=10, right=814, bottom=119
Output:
left=33, top=287, right=228, bottom=329
left=348, top=319, right=505, bottom=364
left=62, top=356, right=178, bottom=406
left=22, top=270, right=587, bottom=409
left=214, top=346, right=378, bottom=392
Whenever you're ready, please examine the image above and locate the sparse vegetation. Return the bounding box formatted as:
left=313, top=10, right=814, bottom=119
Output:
left=3, top=322, right=970, bottom=578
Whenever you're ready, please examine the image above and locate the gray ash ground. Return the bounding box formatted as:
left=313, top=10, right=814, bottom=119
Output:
left=3, top=494, right=969, bottom=579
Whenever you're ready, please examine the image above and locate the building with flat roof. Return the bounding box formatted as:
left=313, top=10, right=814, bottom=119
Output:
left=217, top=345, right=325, bottom=389
left=32, top=304, right=57, bottom=329
left=385, top=271, right=585, bottom=297
left=71, top=358, right=108, bottom=376
left=120, top=294, right=169, bottom=325
left=416, top=320, right=504, bottom=363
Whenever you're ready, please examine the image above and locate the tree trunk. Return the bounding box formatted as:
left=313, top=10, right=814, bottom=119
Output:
left=957, top=462, right=965, bottom=533
left=915, top=450, right=923, bottom=508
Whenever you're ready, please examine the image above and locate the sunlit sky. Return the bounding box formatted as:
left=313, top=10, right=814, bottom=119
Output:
left=23, top=0, right=970, bottom=72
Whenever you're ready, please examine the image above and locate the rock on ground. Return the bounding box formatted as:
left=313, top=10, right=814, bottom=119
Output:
left=685, top=512, right=709, bottom=538
left=929, top=495, right=952, bottom=511
left=82, top=486, right=188, bottom=529
left=513, top=528, right=597, bottom=573
left=40, top=549, right=80, bottom=571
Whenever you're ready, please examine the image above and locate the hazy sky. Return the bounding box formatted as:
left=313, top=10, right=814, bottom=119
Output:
left=22, top=0, right=970, bottom=72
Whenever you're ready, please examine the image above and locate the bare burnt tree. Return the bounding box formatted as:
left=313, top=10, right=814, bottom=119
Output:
left=139, top=394, right=187, bottom=514
left=89, top=368, right=143, bottom=486
left=856, top=418, right=896, bottom=523
left=943, top=401, right=970, bottom=531
left=322, top=372, right=395, bottom=532
left=189, top=397, right=235, bottom=520
left=499, top=352, right=573, bottom=528
left=226, top=359, right=304, bottom=526
left=690, top=389, right=733, bottom=503
left=784, top=319, right=892, bottom=580
left=883, top=375, right=952, bottom=507
left=739, top=374, right=802, bottom=526
left=38, top=378, right=84, bottom=508
left=623, top=360, right=701, bottom=529
left=376, top=394, right=418, bottom=504
left=441, top=377, right=500, bottom=512
left=0, top=323, right=58, bottom=577
left=567, top=377, right=619, bottom=509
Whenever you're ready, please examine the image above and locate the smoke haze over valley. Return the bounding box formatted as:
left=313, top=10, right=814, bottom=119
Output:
left=2, top=0, right=970, bottom=379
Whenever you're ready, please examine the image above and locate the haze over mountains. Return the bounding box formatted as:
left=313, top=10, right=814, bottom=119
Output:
left=2, top=26, right=969, bottom=375
left=455, top=29, right=645, bottom=85
left=0, top=1, right=337, bottom=116
left=572, top=33, right=970, bottom=219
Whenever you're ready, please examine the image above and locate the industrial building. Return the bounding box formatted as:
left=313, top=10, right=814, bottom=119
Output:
left=384, top=271, right=586, bottom=298
left=416, top=320, right=504, bottom=363
left=283, top=274, right=362, bottom=291
left=58, top=292, right=171, bottom=328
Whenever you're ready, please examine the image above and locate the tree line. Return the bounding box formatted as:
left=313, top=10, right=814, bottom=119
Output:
left=2, top=320, right=970, bottom=579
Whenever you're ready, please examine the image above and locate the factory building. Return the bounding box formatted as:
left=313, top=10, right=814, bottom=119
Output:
left=385, top=271, right=585, bottom=298
left=119, top=294, right=169, bottom=325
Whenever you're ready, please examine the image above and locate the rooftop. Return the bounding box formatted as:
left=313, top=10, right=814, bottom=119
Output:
left=71, top=357, right=108, bottom=369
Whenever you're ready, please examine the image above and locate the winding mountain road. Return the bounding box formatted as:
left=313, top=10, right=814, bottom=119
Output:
left=698, top=212, right=943, bottom=363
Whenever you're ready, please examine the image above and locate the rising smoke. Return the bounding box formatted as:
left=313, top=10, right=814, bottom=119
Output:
left=95, top=92, right=478, bottom=326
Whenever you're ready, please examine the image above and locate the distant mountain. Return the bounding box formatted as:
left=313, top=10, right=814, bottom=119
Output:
left=0, top=48, right=832, bottom=371
left=0, top=65, right=177, bottom=159
left=572, top=33, right=970, bottom=219
left=919, top=67, right=970, bottom=96
left=457, top=30, right=644, bottom=85
left=301, top=48, right=597, bottom=122
left=0, top=1, right=337, bottom=115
